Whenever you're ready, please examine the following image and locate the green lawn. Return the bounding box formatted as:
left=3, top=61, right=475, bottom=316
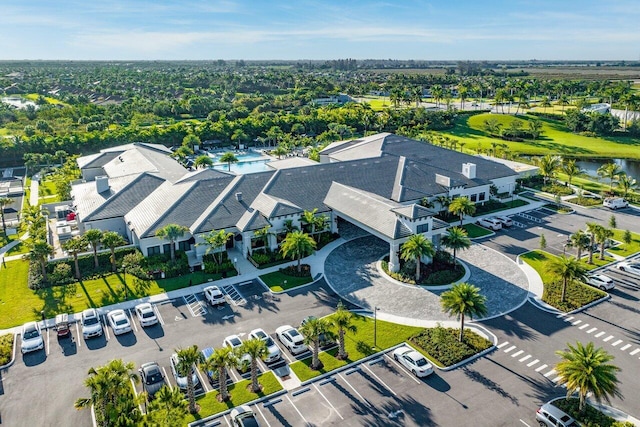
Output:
left=184, top=371, right=282, bottom=423
left=0, top=259, right=220, bottom=328
left=461, top=223, right=493, bottom=238
left=38, top=179, right=60, bottom=204
left=259, top=271, right=313, bottom=292
left=290, top=314, right=423, bottom=382
left=609, top=229, right=640, bottom=257
left=437, top=113, right=640, bottom=159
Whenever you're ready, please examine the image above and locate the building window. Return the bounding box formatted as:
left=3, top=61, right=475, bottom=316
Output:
left=147, top=246, right=160, bottom=256
left=178, top=240, right=190, bottom=251
left=163, top=243, right=172, bottom=254
left=470, top=194, right=477, bottom=202
left=417, top=223, right=430, bottom=234
left=479, top=192, right=486, bottom=201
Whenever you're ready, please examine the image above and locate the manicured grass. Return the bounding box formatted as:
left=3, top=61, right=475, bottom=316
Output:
left=521, top=250, right=606, bottom=311
left=609, top=229, right=640, bottom=257
left=437, top=113, right=640, bottom=159
left=0, top=333, right=14, bottom=366
left=0, top=259, right=221, bottom=328
left=259, top=270, right=313, bottom=292
left=472, top=199, right=528, bottom=216
left=24, top=93, right=66, bottom=106
left=38, top=179, right=60, bottom=203
left=290, top=314, right=423, bottom=382
left=565, top=196, right=602, bottom=207
left=184, top=371, right=282, bottom=423
left=461, top=223, right=493, bottom=238
left=0, top=232, right=20, bottom=248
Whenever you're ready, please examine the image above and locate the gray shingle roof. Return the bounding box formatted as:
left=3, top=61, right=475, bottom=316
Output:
left=391, top=204, right=436, bottom=220
left=73, top=175, right=138, bottom=221
left=102, top=145, right=187, bottom=183
left=77, top=151, right=122, bottom=169
left=236, top=209, right=271, bottom=232
left=251, top=193, right=301, bottom=218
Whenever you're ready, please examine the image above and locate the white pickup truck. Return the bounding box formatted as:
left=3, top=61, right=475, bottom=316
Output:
left=603, top=197, right=628, bottom=210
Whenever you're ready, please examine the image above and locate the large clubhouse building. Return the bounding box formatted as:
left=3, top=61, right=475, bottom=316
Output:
left=70, top=133, right=519, bottom=272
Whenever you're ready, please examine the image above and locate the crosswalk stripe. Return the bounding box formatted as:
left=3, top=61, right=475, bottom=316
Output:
left=552, top=376, right=562, bottom=383
left=504, top=345, right=516, bottom=353
left=527, top=359, right=539, bottom=367
left=586, top=328, right=597, bottom=334
left=579, top=324, right=589, bottom=330
left=497, top=342, right=509, bottom=349
left=536, top=364, right=548, bottom=372
left=621, top=344, right=632, bottom=351
left=603, top=335, right=614, bottom=342
left=572, top=320, right=582, bottom=325
left=564, top=316, right=574, bottom=322
left=512, top=350, right=524, bottom=358
left=612, top=340, right=622, bottom=347
left=595, top=332, right=605, bottom=338
left=544, top=369, right=556, bottom=378
left=631, top=349, right=640, bottom=355
left=519, top=355, right=531, bottom=362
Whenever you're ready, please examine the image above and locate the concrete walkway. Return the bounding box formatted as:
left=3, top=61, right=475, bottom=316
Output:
left=29, top=177, right=39, bottom=207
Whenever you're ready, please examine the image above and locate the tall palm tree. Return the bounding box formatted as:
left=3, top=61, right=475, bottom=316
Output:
left=219, top=152, right=238, bottom=171
left=0, top=196, right=13, bottom=234
left=597, top=163, right=624, bottom=192
left=253, top=225, right=273, bottom=250
left=175, top=345, right=204, bottom=414
left=546, top=255, right=587, bottom=302
left=202, top=346, right=237, bottom=401
left=62, top=236, right=87, bottom=279
left=440, top=282, right=488, bottom=342
left=29, top=239, right=54, bottom=280
left=561, top=159, right=585, bottom=187
left=555, top=342, right=622, bottom=413
left=199, top=229, right=233, bottom=265
left=301, top=208, right=319, bottom=235
left=241, top=338, right=268, bottom=393
left=145, top=386, right=188, bottom=427
left=194, top=154, right=213, bottom=169
left=331, top=301, right=357, bottom=360
left=441, top=227, right=471, bottom=264
left=586, top=222, right=601, bottom=264
left=616, top=174, right=637, bottom=198
left=536, top=155, right=563, bottom=185
left=448, top=196, right=476, bottom=226
left=84, top=228, right=103, bottom=269
left=280, top=230, right=316, bottom=273
left=300, top=317, right=333, bottom=370
left=101, top=231, right=126, bottom=272
left=568, top=230, right=590, bottom=261
left=156, top=223, right=190, bottom=261
left=594, top=226, right=614, bottom=260
left=434, top=195, right=451, bottom=215
left=400, top=234, right=436, bottom=281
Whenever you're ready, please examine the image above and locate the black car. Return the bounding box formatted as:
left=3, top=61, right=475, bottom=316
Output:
left=139, top=362, right=166, bottom=398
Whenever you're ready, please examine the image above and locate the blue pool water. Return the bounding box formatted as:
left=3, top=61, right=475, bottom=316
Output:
left=213, top=159, right=272, bottom=174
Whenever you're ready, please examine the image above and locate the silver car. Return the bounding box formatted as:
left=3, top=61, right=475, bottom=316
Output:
left=107, top=309, right=132, bottom=335
left=248, top=328, right=281, bottom=363
left=536, top=402, right=579, bottom=427
left=81, top=308, right=103, bottom=339
left=169, top=353, right=200, bottom=390
left=586, top=274, right=615, bottom=291
left=21, top=321, right=44, bottom=354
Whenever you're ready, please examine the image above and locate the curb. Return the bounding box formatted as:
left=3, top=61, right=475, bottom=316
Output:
left=373, top=258, right=471, bottom=291
left=260, top=273, right=326, bottom=295
left=0, top=332, right=17, bottom=370
left=436, top=323, right=498, bottom=371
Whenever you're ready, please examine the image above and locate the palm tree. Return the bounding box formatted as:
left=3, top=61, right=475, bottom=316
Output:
left=430, top=85, right=443, bottom=107
left=448, top=196, right=476, bottom=226
left=280, top=230, right=316, bottom=273
left=300, top=317, right=332, bottom=370
left=440, top=282, right=488, bottom=342
left=194, top=154, right=213, bottom=169
left=561, top=159, right=585, bottom=187
left=594, top=226, right=614, bottom=260
left=156, top=223, right=190, bottom=261
left=331, top=301, right=357, bottom=360
left=62, top=236, right=87, bottom=279
left=29, top=239, right=53, bottom=280
left=175, top=345, right=204, bottom=414
left=597, top=163, right=624, bottom=192
left=272, top=145, right=288, bottom=159
left=301, top=208, right=319, bottom=235
left=568, top=230, right=590, bottom=261
left=546, top=255, right=587, bottom=302
left=145, top=386, right=188, bottom=427
left=203, top=346, right=237, bottom=401
left=616, top=174, right=637, bottom=198
left=400, top=234, right=435, bottom=281
left=586, top=222, right=601, bottom=264
left=441, top=227, right=471, bottom=265
left=555, top=342, right=622, bottom=413
left=101, top=231, right=126, bottom=272
left=536, top=155, right=562, bottom=185
left=199, top=229, right=233, bottom=265
left=84, top=228, right=103, bottom=269
left=253, top=225, right=273, bottom=250
left=434, top=195, right=451, bottom=215
left=241, top=338, right=268, bottom=393
left=0, top=196, right=13, bottom=234
left=219, top=152, right=238, bottom=171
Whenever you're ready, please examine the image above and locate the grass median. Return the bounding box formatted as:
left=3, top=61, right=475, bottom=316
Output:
left=259, top=270, right=313, bottom=292
left=461, top=223, right=493, bottom=238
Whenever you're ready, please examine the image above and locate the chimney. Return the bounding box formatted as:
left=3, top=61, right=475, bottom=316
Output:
left=96, top=175, right=109, bottom=193
left=235, top=192, right=243, bottom=202
left=462, top=163, right=476, bottom=179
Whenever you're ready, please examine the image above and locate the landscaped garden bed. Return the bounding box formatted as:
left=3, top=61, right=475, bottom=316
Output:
left=552, top=398, right=634, bottom=427
left=542, top=203, right=573, bottom=213
left=248, top=249, right=289, bottom=269
left=0, top=333, right=14, bottom=366
left=380, top=251, right=464, bottom=286
left=409, top=325, right=492, bottom=367
left=566, top=195, right=602, bottom=207
left=471, top=198, right=528, bottom=216
left=461, top=223, right=493, bottom=238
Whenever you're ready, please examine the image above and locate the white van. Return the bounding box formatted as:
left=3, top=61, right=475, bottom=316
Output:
left=603, top=197, right=628, bottom=210
left=477, top=217, right=502, bottom=231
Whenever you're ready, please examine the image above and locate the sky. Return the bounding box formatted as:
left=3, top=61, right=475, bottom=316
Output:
left=1, top=0, right=639, bottom=61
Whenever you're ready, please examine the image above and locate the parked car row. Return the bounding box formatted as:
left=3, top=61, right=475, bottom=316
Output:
left=477, top=215, right=512, bottom=231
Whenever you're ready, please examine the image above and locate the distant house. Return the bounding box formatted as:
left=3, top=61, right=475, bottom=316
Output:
left=70, top=133, right=519, bottom=272
left=311, top=94, right=353, bottom=106
left=581, top=103, right=611, bottom=114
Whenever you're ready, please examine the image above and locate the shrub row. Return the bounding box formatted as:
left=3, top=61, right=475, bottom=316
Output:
left=410, top=326, right=492, bottom=367
left=542, top=280, right=605, bottom=312
left=552, top=398, right=634, bottom=427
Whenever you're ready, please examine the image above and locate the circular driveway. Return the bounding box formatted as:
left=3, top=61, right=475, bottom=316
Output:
left=324, top=235, right=530, bottom=321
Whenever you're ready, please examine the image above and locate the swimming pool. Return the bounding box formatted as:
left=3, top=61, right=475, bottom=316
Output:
left=213, top=159, right=272, bottom=174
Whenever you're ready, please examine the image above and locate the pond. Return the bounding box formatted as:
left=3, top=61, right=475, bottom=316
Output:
left=573, top=158, right=640, bottom=179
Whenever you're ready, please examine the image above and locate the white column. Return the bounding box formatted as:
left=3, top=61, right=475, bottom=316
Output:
left=388, top=242, right=400, bottom=272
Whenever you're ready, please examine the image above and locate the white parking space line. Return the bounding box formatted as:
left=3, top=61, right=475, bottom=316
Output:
left=504, top=345, right=516, bottom=353
left=75, top=322, right=82, bottom=348
left=527, top=359, right=539, bottom=367
left=519, top=355, right=531, bottom=363
left=46, top=327, right=51, bottom=355
left=384, top=353, right=420, bottom=384
left=579, top=323, right=589, bottom=330
left=273, top=339, right=293, bottom=364
left=587, top=327, right=598, bottom=334
left=154, top=304, right=165, bottom=326
left=338, top=372, right=373, bottom=408
left=612, top=340, right=622, bottom=347
left=228, top=368, right=241, bottom=383
left=552, top=376, right=562, bottom=383
left=129, top=309, right=138, bottom=332
left=102, top=315, right=110, bottom=340
left=253, top=404, right=271, bottom=427
left=603, top=335, right=614, bottom=342
left=630, top=349, right=640, bottom=356
left=162, top=367, right=172, bottom=390
left=511, top=350, right=524, bottom=358
left=362, top=363, right=397, bottom=396
left=520, top=419, right=533, bottom=426
left=595, top=332, right=605, bottom=338
left=544, top=369, right=556, bottom=378
left=313, top=383, right=343, bottom=420
left=535, top=364, right=548, bottom=372
left=497, top=341, right=509, bottom=349
left=621, top=344, right=632, bottom=351
left=285, top=394, right=308, bottom=425
left=197, top=369, right=209, bottom=393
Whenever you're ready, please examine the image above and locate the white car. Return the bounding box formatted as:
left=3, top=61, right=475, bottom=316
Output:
left=495, top=216, right=513, bottom=228
left=21, top=321, right=44, bottom=354
left=81, top=308, right=103, bottom=339
left=603, top=197, right=629, bottom=210
left=618, top=261, right=640, bottom=277
left=107, top=309, right=132, bottom=335
left=275, top=325, right=307, bottom=355
left=134, top=303, right=158, bottom=327
left=477, top=217, right=502, bottom=231
left=204, top=285, right=226, bottom=306
left=248, top=328, right=281, bottom=363
left=230, top=405, right=260, bottom=426
left=223, top=334, right=251, bottom=365
left=586, top=274, right=615, bottom=291
left=169, top=353, right=200, bottom=390
left=392, top=345, right=434, bottom=377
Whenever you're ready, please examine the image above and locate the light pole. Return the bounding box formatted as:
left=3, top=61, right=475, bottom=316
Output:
left=233, top=257, right=239, bottom=275
left=373, top=306, right=380, bottom=349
